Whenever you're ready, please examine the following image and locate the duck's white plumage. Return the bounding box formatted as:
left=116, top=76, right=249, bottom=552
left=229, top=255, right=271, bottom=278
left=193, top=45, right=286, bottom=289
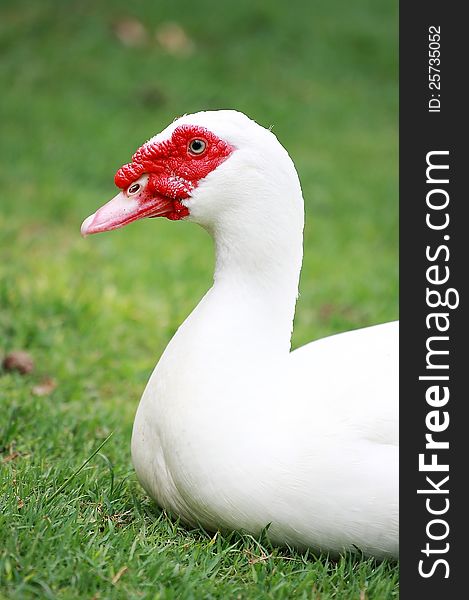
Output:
left=83, top=110, right=398, bottom=558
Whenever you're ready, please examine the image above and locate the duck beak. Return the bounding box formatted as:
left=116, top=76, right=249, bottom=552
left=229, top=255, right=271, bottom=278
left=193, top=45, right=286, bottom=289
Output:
left=81, top=190, right=174, bottom=236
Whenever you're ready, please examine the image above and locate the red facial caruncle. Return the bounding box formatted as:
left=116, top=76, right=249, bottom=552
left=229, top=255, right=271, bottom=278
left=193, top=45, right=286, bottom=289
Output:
left=81, top=125, right=233, bottom=236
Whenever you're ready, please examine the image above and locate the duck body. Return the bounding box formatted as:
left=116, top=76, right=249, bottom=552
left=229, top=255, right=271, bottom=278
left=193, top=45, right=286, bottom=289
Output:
left=131, top=298, right=398, bottom=559
left=82, top=110, right=398, bottom=558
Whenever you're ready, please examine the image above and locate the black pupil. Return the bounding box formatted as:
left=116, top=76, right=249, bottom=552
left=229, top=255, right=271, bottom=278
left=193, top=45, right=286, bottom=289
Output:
left=129, top=184, right=139, bottom=193
left=191, top=140, right=204, bottom=152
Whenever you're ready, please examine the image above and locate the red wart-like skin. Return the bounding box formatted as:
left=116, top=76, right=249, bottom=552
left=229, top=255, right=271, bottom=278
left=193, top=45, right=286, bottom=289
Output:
left=115, top=125, right=234, bottom=221
left=81, top=125, right=234, bottom=235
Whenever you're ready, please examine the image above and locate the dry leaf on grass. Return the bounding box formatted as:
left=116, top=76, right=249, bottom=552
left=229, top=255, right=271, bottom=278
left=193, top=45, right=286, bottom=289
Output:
left=2, top=452, right=20, bottom=463
left=32, top=377, right=57, bottom=396
left=113, top=18, right=148, bottom=47
left=112, top=566, right=128, bottom=585
left=2, top=351, right=35, bottom=375
left=155, top=22, right=194, bottom=56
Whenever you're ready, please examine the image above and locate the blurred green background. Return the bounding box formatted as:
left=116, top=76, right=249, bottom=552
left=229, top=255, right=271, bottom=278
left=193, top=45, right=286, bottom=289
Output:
left=1, top=1, right=398, bottom=598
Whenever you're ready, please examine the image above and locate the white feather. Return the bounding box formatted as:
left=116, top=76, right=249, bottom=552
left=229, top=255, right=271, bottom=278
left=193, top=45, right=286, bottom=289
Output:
left=131, top=110, right=398, bottom=558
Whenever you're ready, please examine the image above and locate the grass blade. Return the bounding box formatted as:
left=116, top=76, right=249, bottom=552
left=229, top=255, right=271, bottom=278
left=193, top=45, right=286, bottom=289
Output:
left=46, top=431, right=114, bottom=503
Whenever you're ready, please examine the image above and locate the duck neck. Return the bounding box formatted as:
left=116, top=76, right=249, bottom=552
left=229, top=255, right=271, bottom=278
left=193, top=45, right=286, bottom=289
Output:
left=202, top=209, right=304, bottom=357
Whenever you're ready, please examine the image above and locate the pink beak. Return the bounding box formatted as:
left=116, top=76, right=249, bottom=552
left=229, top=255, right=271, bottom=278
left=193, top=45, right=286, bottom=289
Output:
left=81, top=190, right=175, bottom=236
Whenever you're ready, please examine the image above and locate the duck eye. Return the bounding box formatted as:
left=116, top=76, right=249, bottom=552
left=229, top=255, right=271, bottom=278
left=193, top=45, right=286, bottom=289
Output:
left=188, top=139, right=206, bottom=155
left=128, top=183, right=141, bottom=195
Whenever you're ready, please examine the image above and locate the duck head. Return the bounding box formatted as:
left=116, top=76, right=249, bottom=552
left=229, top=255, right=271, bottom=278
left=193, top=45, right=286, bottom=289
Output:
left=81, top=110, right=304, bottom=239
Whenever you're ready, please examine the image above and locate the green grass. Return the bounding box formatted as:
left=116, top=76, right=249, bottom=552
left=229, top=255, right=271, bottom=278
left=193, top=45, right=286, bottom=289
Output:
left=0, top=0, right=398, bottom=598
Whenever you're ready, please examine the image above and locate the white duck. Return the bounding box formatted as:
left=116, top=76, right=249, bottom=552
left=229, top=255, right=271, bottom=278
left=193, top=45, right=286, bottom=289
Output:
left=81, top=110, right=398, bottom=559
